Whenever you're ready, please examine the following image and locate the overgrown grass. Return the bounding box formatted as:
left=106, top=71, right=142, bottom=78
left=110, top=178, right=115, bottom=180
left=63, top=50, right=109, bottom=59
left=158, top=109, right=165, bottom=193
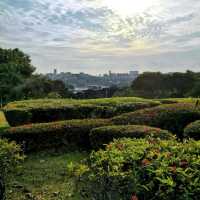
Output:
left=6, top=151, right=87, bottom=200
left=0, top=111, right=9, bottom=131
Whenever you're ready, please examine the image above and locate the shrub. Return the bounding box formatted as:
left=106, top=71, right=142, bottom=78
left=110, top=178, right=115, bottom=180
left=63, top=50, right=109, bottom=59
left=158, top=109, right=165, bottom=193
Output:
left=3, top=109, right=32, bottom=127
left=72, top=138, right=200, bottom=200
left=90, top=125, right=173, bottom=149
left=184, top=120, right=200, bottom=140
left=112, top=103, right=200, bottom=139
left=4, top=98, right=160, bottom=126
left=0, top=119, right=112, bottom=152
left=0, top=139, right=24, bottom=199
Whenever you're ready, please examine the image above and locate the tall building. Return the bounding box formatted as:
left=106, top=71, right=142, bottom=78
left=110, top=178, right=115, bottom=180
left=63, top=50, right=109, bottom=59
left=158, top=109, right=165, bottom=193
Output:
left=53, top=68, right=57, bottom=75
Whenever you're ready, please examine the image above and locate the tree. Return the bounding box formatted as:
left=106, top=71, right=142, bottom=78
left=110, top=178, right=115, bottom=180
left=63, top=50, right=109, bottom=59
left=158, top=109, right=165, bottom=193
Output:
left=131, top=71, right=196, bottom=98
left=11, top=75, right=72, bottom=100
left=0, top=48, right=35, bottom=104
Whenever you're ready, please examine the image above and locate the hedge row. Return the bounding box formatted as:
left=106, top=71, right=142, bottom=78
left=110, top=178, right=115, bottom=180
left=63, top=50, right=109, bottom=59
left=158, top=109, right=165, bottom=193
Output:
left=90, top=125, right=173, bottom=149
left=184, top=120, right=200, bottom=140
left=1, top=119, right=111, bottom=152
left=112, top=103, right=200, bottom=139
left=0, top=119, right=175, bottom=152
left=4, top=102, right=159, bottom=126
left=73, top=138, right=200, bottom=200
left=5, top=97, right=159, bottom=109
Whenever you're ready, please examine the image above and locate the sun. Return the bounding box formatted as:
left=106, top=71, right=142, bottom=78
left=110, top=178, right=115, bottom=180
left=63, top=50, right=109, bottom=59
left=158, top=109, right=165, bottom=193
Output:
left=102, top=0, right=159, bottom=16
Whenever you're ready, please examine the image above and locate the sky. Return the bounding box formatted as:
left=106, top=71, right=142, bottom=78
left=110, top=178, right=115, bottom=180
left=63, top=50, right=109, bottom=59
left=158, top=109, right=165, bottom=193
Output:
left=0, top=0, right=200, bottom=74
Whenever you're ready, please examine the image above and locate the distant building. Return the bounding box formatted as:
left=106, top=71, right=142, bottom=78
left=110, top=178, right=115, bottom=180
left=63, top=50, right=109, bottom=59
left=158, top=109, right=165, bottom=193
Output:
left=46, top=69, right=139, bottom=93
left=53, top=68, right=57, bottom=75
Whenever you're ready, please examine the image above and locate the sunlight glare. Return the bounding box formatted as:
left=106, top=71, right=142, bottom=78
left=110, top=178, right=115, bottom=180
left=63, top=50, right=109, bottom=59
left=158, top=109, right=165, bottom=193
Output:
left=102, top=0, right=159, bottom=16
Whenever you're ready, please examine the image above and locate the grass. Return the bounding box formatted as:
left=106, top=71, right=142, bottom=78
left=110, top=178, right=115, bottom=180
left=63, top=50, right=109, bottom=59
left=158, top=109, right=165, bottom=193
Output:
left=6, top=151, right=87, bottom=200
left=0, top=111, right=9, bottom=130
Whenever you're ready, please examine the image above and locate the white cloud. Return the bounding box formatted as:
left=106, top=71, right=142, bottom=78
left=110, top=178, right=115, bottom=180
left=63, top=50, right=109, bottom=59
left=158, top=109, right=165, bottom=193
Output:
left=0, top=0, right=200, bottom=74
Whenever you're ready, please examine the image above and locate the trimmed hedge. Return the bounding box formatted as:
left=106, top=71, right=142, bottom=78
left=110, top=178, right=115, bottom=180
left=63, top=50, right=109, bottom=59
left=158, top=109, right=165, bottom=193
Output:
left=0, top=119, right=111, bottom=152
left=73, top=138, right=200, bottom=200
left=4, top=105, right=114, bottom=126
left=4, top=98, right=160, bottom=126
left=90, top=125, right=173, bottom=149
left=112, top=103, right=200, bottom=139
left=184, top=120, right=200, bottom=140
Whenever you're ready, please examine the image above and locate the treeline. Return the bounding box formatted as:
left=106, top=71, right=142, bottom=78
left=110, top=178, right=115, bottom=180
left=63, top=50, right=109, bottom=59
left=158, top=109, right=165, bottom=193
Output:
left=1, top=47, right=200, bottom=102
left=116, top=71, right=200, bottom=98
left=0, top=48, right=72, bottom=105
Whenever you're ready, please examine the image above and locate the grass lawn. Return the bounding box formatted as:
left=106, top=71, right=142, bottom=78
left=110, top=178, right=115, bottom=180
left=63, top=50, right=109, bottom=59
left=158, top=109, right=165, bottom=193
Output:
left=6, top=151, right=87, bottom=200
left=0, top=111, right=9, bottom=131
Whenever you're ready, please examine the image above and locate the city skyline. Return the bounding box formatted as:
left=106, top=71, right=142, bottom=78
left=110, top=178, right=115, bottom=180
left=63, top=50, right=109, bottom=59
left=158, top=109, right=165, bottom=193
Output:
left=1, top=0, right=200, bottom=74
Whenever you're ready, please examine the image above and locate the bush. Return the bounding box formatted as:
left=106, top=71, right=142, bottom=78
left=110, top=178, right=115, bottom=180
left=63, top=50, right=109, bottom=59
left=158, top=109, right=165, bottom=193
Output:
left=0, top=139, right=24, bottom=199
left=90, top=125, right=173, bottom=149
left=4, top=105, right=114, bottom=126
left=112, top=103, right=200, bottom=139
left=4, top=98, right=160, bottom=126
left=184, top=120, right=200, bottom=140
left=72, top=138, right=200, bottom=200
left=0, top=119, right=111, bottom=152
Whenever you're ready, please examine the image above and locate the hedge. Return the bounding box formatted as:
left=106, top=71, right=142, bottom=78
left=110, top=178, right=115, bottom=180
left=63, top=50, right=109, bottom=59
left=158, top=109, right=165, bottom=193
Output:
left=0, top=111, right=9, bottom=131
left=112, top=103, right=200, bottom=139
left=4, top=98, right=160, bottom=126
left=72, top=138, right=200, bottom=200
left=3, top=105, right=114, bottom=126
left=0, top=119, right=112, bottom=152
left=184, top=120, right=200, bottom=140
left=90, top=125, right=173, bottom=149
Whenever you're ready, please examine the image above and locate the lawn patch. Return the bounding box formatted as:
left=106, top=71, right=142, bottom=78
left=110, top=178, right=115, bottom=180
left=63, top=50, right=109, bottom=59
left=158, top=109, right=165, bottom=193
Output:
left=6, top=151, right=87, bottom=200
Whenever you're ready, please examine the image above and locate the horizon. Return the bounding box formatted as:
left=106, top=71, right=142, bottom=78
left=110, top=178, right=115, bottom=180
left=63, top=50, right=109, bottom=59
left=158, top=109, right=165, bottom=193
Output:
left=1, top=0, right=200, bottom=74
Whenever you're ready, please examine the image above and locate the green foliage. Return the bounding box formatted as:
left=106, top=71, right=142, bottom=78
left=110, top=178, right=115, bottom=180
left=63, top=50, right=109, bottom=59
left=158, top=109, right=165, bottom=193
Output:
left=184, top=120, right=200, bottom=140
left=4, top=97, right=160, bottom=126
left=0, top=139, right=23, bottom=177
left=1, top=119, right=111, bottom=152
left=0, top=48, right=35, bottom=103
left=10, top=75, right=72, bottom=100
left=0, top=111, right=9, bottom=131
left=0, top=139, right=24, bottom=199
left=73, top=138, right=200, bottom=200
left=90, top=125, right=174, bottom=149
left=112, top=103, right=200, bottom=139
left=0, top=48, right=35, bottom=77
left=131, top=71, right=196, bottom=98
left=160, top=98, right=200, bottom=104
left=6, top=151, right=86, bottom=200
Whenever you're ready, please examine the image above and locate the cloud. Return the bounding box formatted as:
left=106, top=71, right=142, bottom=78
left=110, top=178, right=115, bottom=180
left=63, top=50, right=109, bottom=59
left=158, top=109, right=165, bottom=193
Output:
left=0, top=0, right=200, bottom=74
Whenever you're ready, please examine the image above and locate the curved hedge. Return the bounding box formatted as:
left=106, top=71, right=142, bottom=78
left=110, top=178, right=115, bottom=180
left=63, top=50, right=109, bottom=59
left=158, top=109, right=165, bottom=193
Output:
left=0, top=111, right=9, bottom=131
left=73, top=138, right=200, bottom=200
left=184, top=120, right=200, bottom=140
left=90, top=125, right=173, bottom=149
left=1, top=119, right=112, bottom=152
left=112, top=103, right=200, bottom=139
left=4, top=98, right=160, bottom=126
